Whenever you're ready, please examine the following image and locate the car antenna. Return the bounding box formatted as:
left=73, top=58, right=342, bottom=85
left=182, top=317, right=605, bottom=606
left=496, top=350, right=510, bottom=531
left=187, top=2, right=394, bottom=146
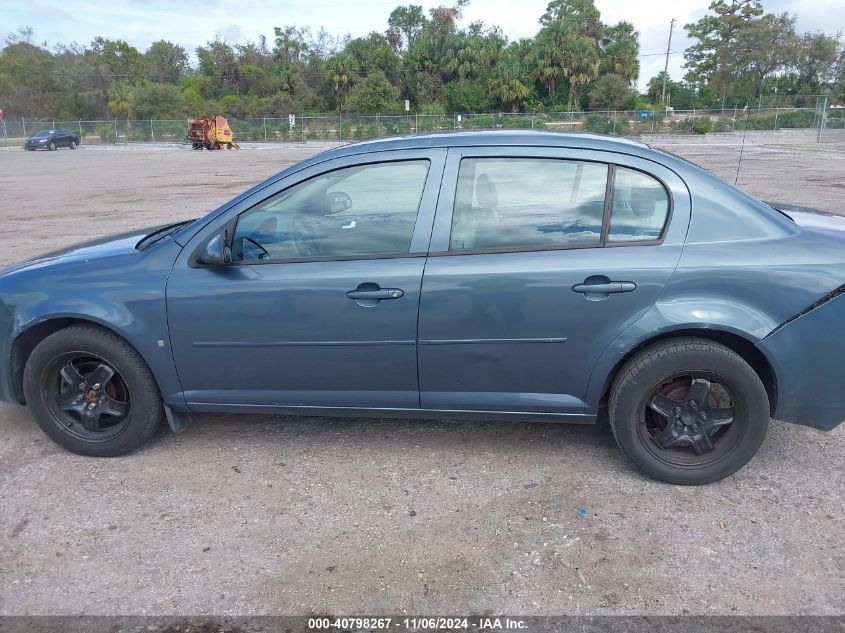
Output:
left=734, top=104, right=750, bottom=186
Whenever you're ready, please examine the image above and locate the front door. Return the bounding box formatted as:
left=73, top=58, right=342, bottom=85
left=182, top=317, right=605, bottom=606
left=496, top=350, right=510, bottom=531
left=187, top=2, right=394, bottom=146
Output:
left=166, top=150, right=445, bottom=410
left=417, top=148, right=690, bottom=415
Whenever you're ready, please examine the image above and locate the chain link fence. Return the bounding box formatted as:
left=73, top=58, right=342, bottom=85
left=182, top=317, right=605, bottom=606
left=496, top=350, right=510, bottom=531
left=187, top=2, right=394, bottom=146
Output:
left=2, top=108, right=843, bottom=147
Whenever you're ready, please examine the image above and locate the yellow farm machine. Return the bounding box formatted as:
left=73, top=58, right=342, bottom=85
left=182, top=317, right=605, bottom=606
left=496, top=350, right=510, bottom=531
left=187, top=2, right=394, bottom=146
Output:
left=187, top=115, right=239, bottom=150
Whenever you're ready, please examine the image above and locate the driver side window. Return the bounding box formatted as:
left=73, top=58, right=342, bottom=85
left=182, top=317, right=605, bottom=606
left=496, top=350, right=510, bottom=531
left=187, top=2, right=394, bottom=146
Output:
left=232, top=160, right=429, bottom=261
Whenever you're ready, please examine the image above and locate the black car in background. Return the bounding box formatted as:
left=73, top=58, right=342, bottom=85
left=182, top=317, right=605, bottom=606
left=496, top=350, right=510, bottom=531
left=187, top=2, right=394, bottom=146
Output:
left=24, top=129, right=80, bottom=151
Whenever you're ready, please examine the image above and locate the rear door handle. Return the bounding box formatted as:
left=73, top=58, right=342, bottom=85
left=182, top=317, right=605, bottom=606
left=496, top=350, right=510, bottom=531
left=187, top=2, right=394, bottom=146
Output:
left=346, top=289, right=404, bottom=300
left=572, top=282, right=636, bottom=294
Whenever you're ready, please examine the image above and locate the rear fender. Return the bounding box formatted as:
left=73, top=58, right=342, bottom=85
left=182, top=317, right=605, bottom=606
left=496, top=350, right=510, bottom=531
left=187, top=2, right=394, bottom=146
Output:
left=584, top=298, right=779, bottom=410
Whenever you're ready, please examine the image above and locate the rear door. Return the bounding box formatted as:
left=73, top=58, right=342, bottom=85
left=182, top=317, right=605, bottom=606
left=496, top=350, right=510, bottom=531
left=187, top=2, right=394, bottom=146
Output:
left=417, top=146, right=691, bottom=416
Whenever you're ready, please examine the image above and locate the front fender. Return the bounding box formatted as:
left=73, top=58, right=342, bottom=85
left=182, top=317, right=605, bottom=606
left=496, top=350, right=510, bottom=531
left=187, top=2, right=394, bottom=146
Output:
left=1, top=241, right=186, bottom=407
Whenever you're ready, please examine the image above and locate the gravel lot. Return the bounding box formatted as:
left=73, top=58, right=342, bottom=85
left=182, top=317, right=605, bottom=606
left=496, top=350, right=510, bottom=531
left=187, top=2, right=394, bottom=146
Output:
left=0, top=140, right=843, bottom=616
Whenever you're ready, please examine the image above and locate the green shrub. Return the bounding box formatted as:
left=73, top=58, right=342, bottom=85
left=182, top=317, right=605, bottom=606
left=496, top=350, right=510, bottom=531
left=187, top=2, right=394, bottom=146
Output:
left=418, top=102, right=446, bottom=116
left=583, top=114, right=628, bottom=134
left=712, top=117, right=733, bottom=133
left=126, top=125, right=151, bottom=142
left=744, top=113, right=775, bottom=130
left=274, top=126, right=294, bottom=141
left=462, top=115, right=495, bottom=129
left=382, top=120, right=411, bottom=136
left=416, top=116, right=450, bottom=132
left=98, top=126, right=115, bottom=143
left=669, top=117, right=694, bottom=133
left=501, top=116, right=533, bottom=129
left=692, top=116, right=712, bottom=134
left=582, top=114, right=614, bottom=134
left=776, top=109, right=814, bottom=128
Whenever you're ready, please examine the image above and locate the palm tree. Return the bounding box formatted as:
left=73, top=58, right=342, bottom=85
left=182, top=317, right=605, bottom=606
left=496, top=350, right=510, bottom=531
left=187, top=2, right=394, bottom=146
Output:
left=601, top=22, right=640, bottom=84
left=490, top=55, right=531, bottom=112
left=324, top=52, right=358, bottom=107
left=562, top=36, right=600, bottom=110
left=533, top=40, right=563, bottom=96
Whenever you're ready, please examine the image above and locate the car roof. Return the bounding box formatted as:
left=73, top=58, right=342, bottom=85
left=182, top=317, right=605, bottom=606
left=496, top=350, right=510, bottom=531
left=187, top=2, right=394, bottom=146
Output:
left=298, top=131, right=657, bottom=167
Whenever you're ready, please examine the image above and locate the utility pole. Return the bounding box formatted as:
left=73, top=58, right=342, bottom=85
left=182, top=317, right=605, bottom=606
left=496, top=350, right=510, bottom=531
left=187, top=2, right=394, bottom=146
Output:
left=660, top=18, right=676, bottom=113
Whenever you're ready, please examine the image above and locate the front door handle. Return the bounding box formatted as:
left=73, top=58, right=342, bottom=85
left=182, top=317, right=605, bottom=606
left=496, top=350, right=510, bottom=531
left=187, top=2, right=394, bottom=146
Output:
left=572, top=282, right=636, bottom=294
left=573, top=276, right=636, bottom=301
left=346, top=283, right=404, bottom=307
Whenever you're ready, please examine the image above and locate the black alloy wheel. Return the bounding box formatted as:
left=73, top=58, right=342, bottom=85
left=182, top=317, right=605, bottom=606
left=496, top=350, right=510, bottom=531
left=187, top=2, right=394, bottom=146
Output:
left=609, top=338, right=769, bottom=484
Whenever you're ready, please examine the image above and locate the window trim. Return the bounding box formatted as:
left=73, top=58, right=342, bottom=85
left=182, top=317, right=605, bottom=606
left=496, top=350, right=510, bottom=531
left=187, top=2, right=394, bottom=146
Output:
left=438, top=155, right=673, bottom=258
left=228, top=157, right=433, bottom=265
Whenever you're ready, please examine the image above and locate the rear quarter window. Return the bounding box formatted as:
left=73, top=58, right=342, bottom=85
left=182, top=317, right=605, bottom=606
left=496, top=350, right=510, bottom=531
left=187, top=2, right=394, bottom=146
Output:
left=608, top=167, right=670, bottom=242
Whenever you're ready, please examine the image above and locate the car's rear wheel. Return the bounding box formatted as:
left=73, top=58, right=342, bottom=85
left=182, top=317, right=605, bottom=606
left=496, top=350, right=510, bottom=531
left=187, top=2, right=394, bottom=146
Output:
left=608, top=338, right=769, bottom=485
left=23, top=324, right=164, bottom=456
left=69, top=140, right=78, bottom=149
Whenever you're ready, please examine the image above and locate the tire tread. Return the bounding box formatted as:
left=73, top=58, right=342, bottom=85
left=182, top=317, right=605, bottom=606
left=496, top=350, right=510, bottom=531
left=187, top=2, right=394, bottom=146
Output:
left=23, top=324, right=163, bottom=456
left=608, top=337, right=768, bottom=484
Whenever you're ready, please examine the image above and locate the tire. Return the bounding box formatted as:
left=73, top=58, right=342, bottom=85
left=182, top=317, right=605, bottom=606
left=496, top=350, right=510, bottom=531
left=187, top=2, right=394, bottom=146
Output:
left=608, top=337, right=769, bottom=485
left=48, top=141, right=57, bottom=151
left=23, top=324, right=164, bottom=457
left=70, top=140, right=78, bottom=149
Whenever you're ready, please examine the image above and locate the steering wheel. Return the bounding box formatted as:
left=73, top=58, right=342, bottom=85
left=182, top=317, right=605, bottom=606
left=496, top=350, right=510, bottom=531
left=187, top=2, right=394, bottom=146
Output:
left=241, top=236, right=271, bottom=260
left=291, top=216, right=320, bottom=257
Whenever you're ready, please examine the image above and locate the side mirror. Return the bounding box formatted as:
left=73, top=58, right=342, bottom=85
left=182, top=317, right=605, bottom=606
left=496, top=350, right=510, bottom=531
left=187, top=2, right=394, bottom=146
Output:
left=197, top=232, right=232, bottom=266
left=327, top=191, right=353, bottom=214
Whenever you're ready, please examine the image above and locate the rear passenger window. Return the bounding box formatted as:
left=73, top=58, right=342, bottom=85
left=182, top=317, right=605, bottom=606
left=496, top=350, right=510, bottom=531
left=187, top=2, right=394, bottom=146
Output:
left=608, top=167, right=670, bottom=242
left=450, top=158, right=608, bottom=251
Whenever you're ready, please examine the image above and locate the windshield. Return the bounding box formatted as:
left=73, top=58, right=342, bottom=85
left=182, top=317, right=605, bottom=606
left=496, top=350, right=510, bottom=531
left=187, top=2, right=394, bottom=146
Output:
left=33, top=130, right=52, bottom=138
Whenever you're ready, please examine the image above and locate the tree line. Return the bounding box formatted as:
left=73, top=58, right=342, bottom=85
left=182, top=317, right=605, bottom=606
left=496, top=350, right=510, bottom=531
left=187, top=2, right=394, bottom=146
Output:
left=0, top=0, right=842, bottom=122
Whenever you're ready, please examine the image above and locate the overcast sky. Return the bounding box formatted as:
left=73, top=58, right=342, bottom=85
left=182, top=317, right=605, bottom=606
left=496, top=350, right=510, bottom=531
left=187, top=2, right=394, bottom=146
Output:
left=2, top=0, right=842, bottom=89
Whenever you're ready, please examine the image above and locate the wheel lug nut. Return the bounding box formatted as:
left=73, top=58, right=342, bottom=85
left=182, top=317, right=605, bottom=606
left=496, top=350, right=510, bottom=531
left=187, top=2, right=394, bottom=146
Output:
left=88, top=403, right=96, bottom=410
left=92, top=383, right=100, bottom=390
left=699, top=411, right=707, bottom=420
left=673, top=407, right=682, bottom=415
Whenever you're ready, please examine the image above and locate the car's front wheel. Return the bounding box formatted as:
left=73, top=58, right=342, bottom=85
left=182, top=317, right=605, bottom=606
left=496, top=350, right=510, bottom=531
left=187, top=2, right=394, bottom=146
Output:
left=23, top=324, right=164, bottom=456
left=609, top=338, right=769, bottom=485
left=48, top=141, right=57, bottom=151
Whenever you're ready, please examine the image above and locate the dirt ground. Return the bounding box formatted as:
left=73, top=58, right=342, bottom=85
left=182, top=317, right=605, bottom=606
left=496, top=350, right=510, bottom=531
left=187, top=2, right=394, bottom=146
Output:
left=0, top=140, right=843, bottom=616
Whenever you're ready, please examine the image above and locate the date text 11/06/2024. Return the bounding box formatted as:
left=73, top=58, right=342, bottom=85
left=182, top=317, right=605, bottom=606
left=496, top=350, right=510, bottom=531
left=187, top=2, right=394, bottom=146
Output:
left=307, top=617, right=528, bottom=630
